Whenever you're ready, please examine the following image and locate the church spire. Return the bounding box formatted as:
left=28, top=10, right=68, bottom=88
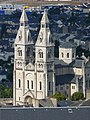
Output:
left=41, top=9, right=49, bottom=25
left=35, top=9, right=54, bottom=46
left=20, top=9, right=28, bottom=23
left=15, top=9, right=33, bottom=45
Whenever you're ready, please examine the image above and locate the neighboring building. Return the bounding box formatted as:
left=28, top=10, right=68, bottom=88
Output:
left=13, top=9, right=90, bottom=107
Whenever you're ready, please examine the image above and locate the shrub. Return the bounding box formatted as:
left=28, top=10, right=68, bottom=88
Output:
left=71, top=92, right=84, bottom=101
left=52, top=93, right=66, bottom=101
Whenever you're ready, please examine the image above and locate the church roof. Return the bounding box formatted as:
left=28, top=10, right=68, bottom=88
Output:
left=55, top=74, right=75, bottom=85
left=55, top=58, right=85, bottom=68
left=59, top=42, right=76, bottom=48
left=56, top=74, right=82, bottom=86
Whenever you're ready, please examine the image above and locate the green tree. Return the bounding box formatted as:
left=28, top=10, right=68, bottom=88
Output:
left=0, top=84, right=13, bottom=98
left=71, top=92, right=84, bottom=101
left=52, top=93, right=66, bottom=101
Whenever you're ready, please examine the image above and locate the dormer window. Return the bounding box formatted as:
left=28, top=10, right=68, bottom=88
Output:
left=19, top=35, right=22, bottom=41
left=42, top=24, right=45, bottom=28
left=21, top=23, right=24, bottom=26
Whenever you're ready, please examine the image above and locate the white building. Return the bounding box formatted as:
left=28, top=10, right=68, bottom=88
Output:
left=13, top=9, right=55, bottom=106
left=13, top=9, right=89, bottom=107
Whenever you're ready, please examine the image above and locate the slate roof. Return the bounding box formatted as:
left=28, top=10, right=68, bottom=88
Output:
left=40, top=98, right=54, bottom=107
left=55, top=58, right=84, bottom=69
left=59, top=42, right=76, bottom=48
left=70, top=59, right=84, bottom=68
left=55, top=74, right=75, bottom=85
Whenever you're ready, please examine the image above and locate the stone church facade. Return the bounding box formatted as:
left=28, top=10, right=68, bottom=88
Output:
left=13, top=9, right=90, bottom=107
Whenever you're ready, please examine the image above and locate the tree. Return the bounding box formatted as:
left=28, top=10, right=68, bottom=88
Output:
left=52, top=93, right=66, bottom=101
left=0, top=84, right=13, bottom=98
left=71, top=92, right=84, bottom=101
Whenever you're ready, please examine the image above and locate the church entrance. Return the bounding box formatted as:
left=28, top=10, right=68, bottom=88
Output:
left=24, top=96, right=33, bottom=106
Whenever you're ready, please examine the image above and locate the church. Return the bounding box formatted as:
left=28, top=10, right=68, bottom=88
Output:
left=13, top=9, right=90, bottom=107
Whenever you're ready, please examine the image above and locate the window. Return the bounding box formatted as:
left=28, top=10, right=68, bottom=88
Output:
left=28, top=34, right=31, bottom=41
left=72, top=86, right=75, bottom=89
left=19, top=97, right=20, bottom=101
left=72, top=53, right=74, bottom=58
left=38, top=50, right=43, bottom=58
left=19, top=79, right=21, bottom=88
left=21, top=23, right=24, bottom=26
left=25, top=21, right=28, bottom=26
left=47, top=51, right=51, bottom=58
left=42, top=24, right=45, bottom=28
left=27, top=80, right=29, bottom=89
left=19, top=35, right=22, bottom=41
left=60, top=86, right=63, bottom=90
left=31, top=81, right=33, bottom=89
left=40, top=82, right=42, bottom=90
left=61, top=52, right=64, bottom=58
left=66, top=86, right=69, bottom=89
left=18, top=62, right=22, bottom=66
left=49, top=82, right=50, bottom=91
left=26, top=47, right=30, bottom=56
left=18, top=48, right=22, bottom=56
left=67, top=53, right=69, bottom=58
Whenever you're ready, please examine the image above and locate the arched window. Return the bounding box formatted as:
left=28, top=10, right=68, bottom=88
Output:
left=61, top=52, right=64, bottom=58
left=31, top=81, right=33, bottom=89
left=67, top=53, right=69, bottom=58
left=27, top=80, right=29, bottom=89
left=38, top=50, right=43, bottom=58
left=40, top=81, right=42, bottom=90
left=19, top=79, right=21, bottom=88
left=18, top=62, right=22, bottom=66
left=18, top=48, right=22, bottom=56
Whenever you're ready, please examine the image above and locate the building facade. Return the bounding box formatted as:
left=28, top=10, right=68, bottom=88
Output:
left=13, top=10, right=55, bottom=106
left=13, top=9, right=90, bottom=107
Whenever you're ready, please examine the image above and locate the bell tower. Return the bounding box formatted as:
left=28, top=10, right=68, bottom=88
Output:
left=35, top=10, right=55, bottom=99
left=14, top=9, right=34, bottom=69
left=13, top=9, right=34, bottom=105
